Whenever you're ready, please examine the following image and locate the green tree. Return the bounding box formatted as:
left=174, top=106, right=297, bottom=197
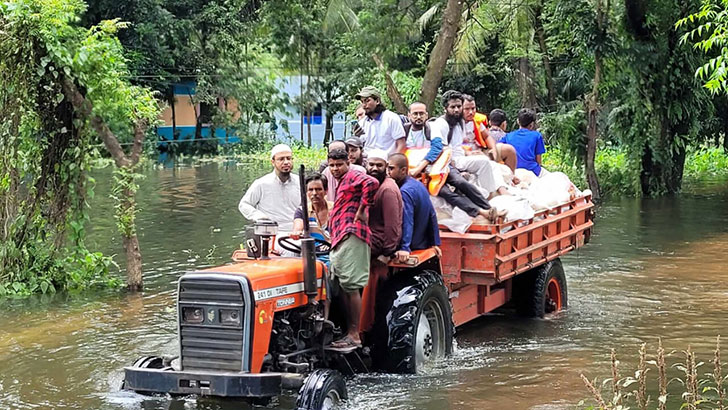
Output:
left=611, top=0, right=709, bottom=195
left=1, top=0, right=159, bottom=291
left=677, top=0, right=728, bottom=95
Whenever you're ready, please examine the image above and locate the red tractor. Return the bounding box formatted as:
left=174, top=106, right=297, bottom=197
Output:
left=123, top=167, right=594, bottom=409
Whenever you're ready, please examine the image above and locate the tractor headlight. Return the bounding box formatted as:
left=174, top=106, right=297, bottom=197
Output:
left=182, top=306, right=204, bottom=324
left=254, top=219, right=278, bottom=236
left=219, top=309, right=241, bottom=326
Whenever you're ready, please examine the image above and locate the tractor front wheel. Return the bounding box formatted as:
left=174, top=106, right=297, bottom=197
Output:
left=295, top=369, right=347, bottom=410
left=121, top=356, right=172, bottom=390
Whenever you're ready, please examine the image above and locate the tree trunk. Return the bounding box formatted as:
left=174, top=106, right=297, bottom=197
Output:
left=300, top=73, right=304, bottom=142
left=640, top=122, right=686, bottom=195
left=324, top=110, right=334, bottom=145
left=170, top=85, right=177, bottom=140
left=517, top=57, right=538, bottom=109
left=419, top=0, right=464, bottom=112
left=61, top=76, right=146, bottom=291
left=534, top=7, right=556, bottom=107
left=585, top=95, right=601, bottom=200
left=122, top=191, right=143, bottom=291
left=584, top=0, right=604, bottom=201
left=307, top=108, right=312, bottom=147
left=372, top=54, right=407, bottom=114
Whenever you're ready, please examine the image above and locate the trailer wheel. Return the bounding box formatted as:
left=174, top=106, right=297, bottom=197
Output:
left=295, top=369, right=347, bottom=410
left=383, top=270, right=454, bottom=374
left=514, top=259, right=568, bottom=318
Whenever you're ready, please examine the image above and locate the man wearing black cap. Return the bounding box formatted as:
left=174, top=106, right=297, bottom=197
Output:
left=355, top=86, right=406, bottom=155
left=345, top=137, right=366, bottom=167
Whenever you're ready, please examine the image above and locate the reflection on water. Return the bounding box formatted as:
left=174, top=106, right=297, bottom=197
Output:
left=1, top=163, right=727, bottom=410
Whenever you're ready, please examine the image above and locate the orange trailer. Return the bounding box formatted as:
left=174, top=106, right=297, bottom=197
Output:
left=440, top=194, right=593, bottom=325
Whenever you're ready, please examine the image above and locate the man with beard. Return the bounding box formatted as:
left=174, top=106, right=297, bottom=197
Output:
left=356, top=86, right=406, bottom=155
left=366, top=149, right=403, bottom=258
left=238, top=144, right=300, bottom=253
left=327, top=148, right=379, bottom=349
left=346, top=137, right=366, bottom=167
left=462, top=95, right=518, bottom=174
left=436, top=91, right=508, bottom=198
left=359, top=148, right=403, bottom=335
left=407, top=97, right=502, bottom=222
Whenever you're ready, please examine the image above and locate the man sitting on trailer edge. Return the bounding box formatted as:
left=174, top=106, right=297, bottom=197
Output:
left=387, top=153, right=440, bottom=263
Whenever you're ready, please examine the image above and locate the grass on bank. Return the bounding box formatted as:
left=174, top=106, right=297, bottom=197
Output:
left=580, top=337, right=726, bottom=410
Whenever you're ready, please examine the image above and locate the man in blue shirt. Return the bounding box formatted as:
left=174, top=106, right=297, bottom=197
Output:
left=501, top=108, right=547, bottom=177
left=387, top=153, right=441, bottom=263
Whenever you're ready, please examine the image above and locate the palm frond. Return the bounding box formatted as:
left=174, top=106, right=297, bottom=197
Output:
left=453, top=1, right=494, bottom=70
left=323, top=0, right=360, bottom=33
left=417, top=4, right=440, bottom=34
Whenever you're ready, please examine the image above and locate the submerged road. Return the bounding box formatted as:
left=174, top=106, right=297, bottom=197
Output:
left=1, top=162, right=727, bottom=409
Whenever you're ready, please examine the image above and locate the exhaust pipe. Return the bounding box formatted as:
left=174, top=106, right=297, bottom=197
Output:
left=299, top=165, right=318, bottom=302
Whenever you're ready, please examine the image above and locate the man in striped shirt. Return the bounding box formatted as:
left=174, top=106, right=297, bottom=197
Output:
left=327, top=148, right=380, bottom=349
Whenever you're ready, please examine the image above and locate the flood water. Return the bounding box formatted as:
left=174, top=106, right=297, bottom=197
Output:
left=1, top=161, right=728, bottom=410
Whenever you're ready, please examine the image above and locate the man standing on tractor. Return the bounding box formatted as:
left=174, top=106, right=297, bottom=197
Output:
left=360, top=148, right=403, bottom=334
left=356, top=86, right=406, bottom=155
left=238, top=144, right=300, bottom=254
left=327, top=148, right=380, bottom=349
left=387, top=153, right=440, bottom=263
left=346, top=137, right=366, bottom=167
left=366, top=149, right=403, bottom=259
left=321, top=140, right=366, bottom=201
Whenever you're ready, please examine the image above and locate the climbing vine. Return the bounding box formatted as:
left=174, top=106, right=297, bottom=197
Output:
left=0, top=0, right=158, bottom=295
left=111, top=167, right=144, bottom=238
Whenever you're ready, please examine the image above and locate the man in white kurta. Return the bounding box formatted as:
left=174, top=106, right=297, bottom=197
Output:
left=238, top=144, right=300, bottom=253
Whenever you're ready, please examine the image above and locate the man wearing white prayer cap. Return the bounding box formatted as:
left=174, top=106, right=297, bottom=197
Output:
left=238, top=144, right=300, bottom=255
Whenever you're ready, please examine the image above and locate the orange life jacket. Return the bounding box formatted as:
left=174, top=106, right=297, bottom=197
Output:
left=472, top=112, right=489, bottom=149
left=405, top=147, right=452, bottom=196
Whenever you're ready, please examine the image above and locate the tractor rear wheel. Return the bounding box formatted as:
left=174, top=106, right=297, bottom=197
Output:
left=380, top=270, right=454, bottom=374
left=295, top=369, right=347, bottom=410
left=513, top=259, right=568, bottom=318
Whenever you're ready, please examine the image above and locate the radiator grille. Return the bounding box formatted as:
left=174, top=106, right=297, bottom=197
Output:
left=178, top=277, right=248, bottom=372
left=179, top=279, right=244, bottom=303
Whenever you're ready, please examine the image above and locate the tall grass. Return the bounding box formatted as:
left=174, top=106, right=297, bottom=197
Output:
left=684, top=147, right=728, bottom=180
left=543, top=147, right=642, bottom=197
left=580, top=337, right=728, bottom=410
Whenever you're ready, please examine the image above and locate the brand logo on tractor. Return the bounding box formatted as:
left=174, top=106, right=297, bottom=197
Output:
left=276, top=297, right=295, bottom=308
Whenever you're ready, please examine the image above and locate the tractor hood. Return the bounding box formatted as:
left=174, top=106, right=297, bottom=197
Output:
left=197, top=257, right=324, bottom=304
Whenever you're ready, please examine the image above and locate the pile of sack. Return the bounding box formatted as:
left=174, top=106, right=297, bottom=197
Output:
left=432, top=164, right=591, bottom=233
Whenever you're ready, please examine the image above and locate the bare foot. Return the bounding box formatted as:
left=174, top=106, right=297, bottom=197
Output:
left=497, top=187, right=512, bottom=196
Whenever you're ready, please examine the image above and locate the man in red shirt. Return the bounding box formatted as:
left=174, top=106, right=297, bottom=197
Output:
left=327, top=148, right=380, bottom=349
left=360, top=149, right=403, bottom=334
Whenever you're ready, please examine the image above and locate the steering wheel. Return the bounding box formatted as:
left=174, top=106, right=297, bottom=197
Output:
left=277, top=236, right=332, bottom=256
